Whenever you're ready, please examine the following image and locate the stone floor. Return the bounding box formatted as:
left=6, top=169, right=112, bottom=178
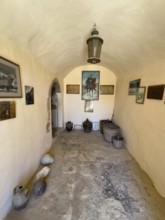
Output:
left=6, top=131, right=165, bottom=220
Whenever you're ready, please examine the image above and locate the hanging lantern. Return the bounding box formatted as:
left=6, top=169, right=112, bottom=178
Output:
left=86, top=24, right=103, bottom=64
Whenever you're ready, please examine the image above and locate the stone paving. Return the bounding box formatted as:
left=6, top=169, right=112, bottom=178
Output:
left=6, top=131, right=165, bottom=220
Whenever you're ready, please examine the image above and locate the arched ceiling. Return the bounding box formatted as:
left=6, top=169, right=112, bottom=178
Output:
left=0, top=0, right=165, bottom=78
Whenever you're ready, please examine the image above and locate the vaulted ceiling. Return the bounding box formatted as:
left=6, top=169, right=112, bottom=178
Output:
left=0, top=0, right=165, bottom=78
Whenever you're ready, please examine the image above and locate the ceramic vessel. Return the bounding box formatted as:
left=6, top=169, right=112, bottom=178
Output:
left=83, top=118, right=92, bottom=133
left=66, top=121, right=73, bottom=132
left=103, top=123, right=119, bottom=143
left=112, top=132, right=124, bottom=149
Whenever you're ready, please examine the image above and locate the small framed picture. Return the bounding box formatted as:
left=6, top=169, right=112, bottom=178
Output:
left=84, top=100, right=94, bottom=112
left=25, top=86, right=34, bottom=105
left=128, top=79, right=141, bottom=95
left=136, top=87, right=146, bottom=104
left=92, top=122, right=99, bottom=130
left=0, top=101, right=16, bottom=121
left=66, top=84, right=80, bottom=94
left=100, top=85, right=114, bottom=95
left=74, top=125, right=82, bottom=130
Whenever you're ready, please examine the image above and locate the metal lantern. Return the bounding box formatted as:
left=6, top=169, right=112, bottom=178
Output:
left=87, top=24, right=103, bottom=64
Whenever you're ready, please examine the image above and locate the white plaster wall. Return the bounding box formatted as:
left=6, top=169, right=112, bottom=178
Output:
left=0, top=35, right=52, bottom=219
left=64, top=65, right=116, bottom=128
left=114, top=59, right=165, bottom=198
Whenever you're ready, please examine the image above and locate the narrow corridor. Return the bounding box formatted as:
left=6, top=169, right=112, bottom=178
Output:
left=6, top=131, right=165, bottom=220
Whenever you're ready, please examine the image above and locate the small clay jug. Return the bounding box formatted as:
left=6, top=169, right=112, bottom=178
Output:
left=66, top=121, right=73, bottom=132
left=83, top=118, right=92, bottom=133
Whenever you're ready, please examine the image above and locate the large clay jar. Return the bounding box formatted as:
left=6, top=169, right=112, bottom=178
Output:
left=83, top=119, right=92, bottom=133
left=66, top=121, right=73, bottom=132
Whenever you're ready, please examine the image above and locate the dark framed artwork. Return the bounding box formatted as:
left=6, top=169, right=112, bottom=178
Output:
left=82, top=71, right=100, bottom=100
left=100, top=85, right=114, bottom=95
left=25, top=86, right=34, bottom=105
left=136, top=87, right=146, bottom=104
left=147, top=85, right=165, bottom=100
left=0, top=57, right=22, bottom=98
left=0, top=101, right=16, bottom=121
left=66, top=84, right=80, bottom=94
left=128, top=79, right=141, bottom=95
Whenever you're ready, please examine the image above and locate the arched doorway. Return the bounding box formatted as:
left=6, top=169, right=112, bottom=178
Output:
left=50, top=79, right=62, bottom=138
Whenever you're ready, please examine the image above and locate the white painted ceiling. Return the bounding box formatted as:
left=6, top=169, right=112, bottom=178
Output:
left=0, top=0, right=165, bottom=78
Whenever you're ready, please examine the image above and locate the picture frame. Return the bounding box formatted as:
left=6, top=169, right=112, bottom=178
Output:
left=128, top=79, right=141, bottom=95
left=84, top=100, right=94, bottom=112
left=82, top=71, right=100, bottom=100
left=0, top=101, right=16, bottom=121
left=136, top=87, right=146, bottom=104
left=66, top=84, right=80, bottom=94
left=74, top=125, right=82, bottom=130
left=147, top=85, right=165, bottom=100
left=92, top=122, right=99, bottom=131
left=25, top=86, right=34, bottom=105
left=100, top=85, right=114, bottom=95
left=0, top=57, right=22, bottom=98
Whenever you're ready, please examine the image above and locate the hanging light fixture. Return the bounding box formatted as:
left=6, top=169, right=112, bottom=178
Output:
left=86, top=24, right=104, bottom=64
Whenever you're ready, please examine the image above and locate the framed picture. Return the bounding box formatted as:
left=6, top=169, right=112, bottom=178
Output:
left=0, top=57, right=22, bottom=98
left=0, top=101, right=16, bottom=121
left=66, top=84, right=80, bottom=94
left=74, top=125, right=82, bottom=130
left=128, top=79, right=141, bottom=95
left=84, top=100, right=94, bottom=112
left=147, top=85, right=165, bottom=100
left=100, top=85, right=114, bottom=95
left=82, top=71, right=100, bottom=100
left=25, top=86, right=34, bottom=105
left=136, top=87, right=146, bottom=104
left=92, top=122, right=99, bottom=131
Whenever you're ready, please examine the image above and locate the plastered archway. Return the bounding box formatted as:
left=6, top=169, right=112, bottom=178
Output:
left=48, top=78, right=63, bottom=137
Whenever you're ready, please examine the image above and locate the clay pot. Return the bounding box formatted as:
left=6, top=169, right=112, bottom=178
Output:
left=112, top=133, right=124, bottom=149
left=83, top=119, right=92, bottom=133
left=100, top=119, right=112, bottom=134
left=66, top=121, right=73, bottom=132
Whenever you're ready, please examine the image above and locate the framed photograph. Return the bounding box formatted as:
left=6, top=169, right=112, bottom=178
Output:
left=92, top=122, right=99, bottom=131
left=82, top=71, right=100, bottom=100
left=0, top=57, right=22, bottom=98
left=66, top=84, right=80, bottom=94
left=136, top=87, right=146, bottom=104
left=128, top=79, right=141, bottom=95
left=74, top=125, right=82, bottom=130
left=147, top=85, right=165, bottom=100
left=0, top=101, right=16, bottom=121
left=84, top=100, right=94, bottom=112
left=25, top=86, right=34, bottom=105
left=100, top=85, right=114, bottom=95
